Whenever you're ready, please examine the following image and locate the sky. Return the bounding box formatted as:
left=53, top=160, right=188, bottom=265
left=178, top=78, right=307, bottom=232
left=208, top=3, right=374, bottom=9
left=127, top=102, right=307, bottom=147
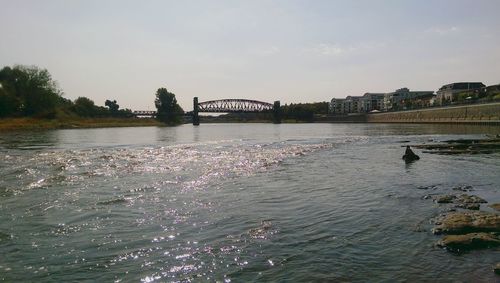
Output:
left=1, top=0, right=499, bottom=111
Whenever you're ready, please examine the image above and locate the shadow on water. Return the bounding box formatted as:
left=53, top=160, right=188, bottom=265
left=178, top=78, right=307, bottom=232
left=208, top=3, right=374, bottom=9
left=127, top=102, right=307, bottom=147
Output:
left=404, top=159, right=418, bottom=170
left=0, top=130, right=58, bottom=150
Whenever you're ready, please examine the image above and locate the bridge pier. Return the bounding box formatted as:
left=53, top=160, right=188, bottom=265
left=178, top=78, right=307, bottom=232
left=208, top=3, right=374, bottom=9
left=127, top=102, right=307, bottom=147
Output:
left=193, top=97, right=200, bottom=126
left=273, top=101, right=281, bottom=124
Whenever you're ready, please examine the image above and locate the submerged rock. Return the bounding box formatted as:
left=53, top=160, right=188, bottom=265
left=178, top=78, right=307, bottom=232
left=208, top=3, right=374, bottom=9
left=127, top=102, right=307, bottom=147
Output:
left=413, top=138, right=500, bottom=155
left=435, top=195, right=456, bottom=203
left=437, top=232, right=500, bottom=252
left=417, top=185, right=438, bottom=190
left=433, top=211, right=500, bottom=235
left=434, top=194, right=486, bottom=204
left=96, top=198, right=128, bottom=205
left=0, top=231, right=11, bottom=242
left=432, top=194, right=486, bottom=210
left=248, top=220, right=273, bottom=239
left=452, top=185, right=474, bottom=192
left=456, top=194, right=487, bottom=204
left=455, top=203, right=480, bottom=210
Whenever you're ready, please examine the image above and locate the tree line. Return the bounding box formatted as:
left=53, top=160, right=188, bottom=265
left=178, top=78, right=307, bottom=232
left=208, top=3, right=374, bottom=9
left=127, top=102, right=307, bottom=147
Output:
left=281, top=102, right=329, bottom=122
left=0, top=65, right=133, bottom=119
left=1, top=64, right=333, bottom=124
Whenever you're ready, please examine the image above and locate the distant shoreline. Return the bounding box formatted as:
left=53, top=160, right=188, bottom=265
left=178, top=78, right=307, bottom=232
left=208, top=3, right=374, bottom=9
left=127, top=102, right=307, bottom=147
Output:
left=3, top=101, right=500, bottom=131
left=0, top=117, right=163, bottom=132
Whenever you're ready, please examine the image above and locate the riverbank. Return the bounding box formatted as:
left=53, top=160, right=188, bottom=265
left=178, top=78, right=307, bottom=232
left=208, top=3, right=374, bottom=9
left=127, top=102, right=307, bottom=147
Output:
left=0, top=117, right=163, bottom=131
left=319, top=102, right=500, bottom=125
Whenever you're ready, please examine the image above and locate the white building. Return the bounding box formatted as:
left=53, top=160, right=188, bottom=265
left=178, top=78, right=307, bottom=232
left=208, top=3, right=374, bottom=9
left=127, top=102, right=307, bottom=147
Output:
left=330, top=88, right=435, bottom=114
left=384, top=88, right=434, bottom=110
left=330, top=94, right=384, bottom=114
left=436, top=82, right=485, bottom=105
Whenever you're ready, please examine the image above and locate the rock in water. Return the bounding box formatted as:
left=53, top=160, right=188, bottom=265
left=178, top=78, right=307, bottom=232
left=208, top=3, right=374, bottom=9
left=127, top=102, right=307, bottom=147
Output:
left=494, top=263, right=500, bottom=275
left=437, top=232, right=500, bottom=252
left=402, top=146, right=420, bottom=163
left=435, top=195, right=457, bottom=203
left=455, top=203, right=480, bottom=210
left=432, top=211, right=500, bottom=235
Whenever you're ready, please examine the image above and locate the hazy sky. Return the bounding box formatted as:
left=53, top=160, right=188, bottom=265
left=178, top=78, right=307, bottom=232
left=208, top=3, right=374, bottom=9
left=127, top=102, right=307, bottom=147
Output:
left=1, top=0, right=499, bottom=111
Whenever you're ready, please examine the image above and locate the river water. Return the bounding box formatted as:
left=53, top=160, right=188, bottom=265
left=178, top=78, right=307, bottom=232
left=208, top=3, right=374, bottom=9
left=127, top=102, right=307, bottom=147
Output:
left=1, top=123, right=499, bottom=282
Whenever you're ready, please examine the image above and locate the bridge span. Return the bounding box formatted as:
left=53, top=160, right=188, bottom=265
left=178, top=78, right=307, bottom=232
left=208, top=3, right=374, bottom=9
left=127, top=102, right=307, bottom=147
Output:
left=193, top=97, right=280, bottom=125
left=132, top=110, right=156, bottom=118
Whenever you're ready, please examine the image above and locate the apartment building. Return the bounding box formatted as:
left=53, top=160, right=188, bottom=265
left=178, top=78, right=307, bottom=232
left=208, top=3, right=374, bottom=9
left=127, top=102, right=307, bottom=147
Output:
left=384, top=88, right=434, bottom=111
left=436, top=82, right=485, bottom=105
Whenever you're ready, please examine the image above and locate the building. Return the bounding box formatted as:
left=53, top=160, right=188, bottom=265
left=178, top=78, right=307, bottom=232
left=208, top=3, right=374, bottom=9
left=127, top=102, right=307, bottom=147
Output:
left=479, top=84, right=500, bottom=100
left=330, top=96, right=364, bottom=114
left=384, top=88, right=434, bottom=111
left=436, top=82, right=485, bottom=105
left=330, top=87, right=435, bottom=114
left=329, top=98, right=345, bottom=114
left=330, top=93, right=384, bottom=114
left=361, top=93, right=385, bottom=112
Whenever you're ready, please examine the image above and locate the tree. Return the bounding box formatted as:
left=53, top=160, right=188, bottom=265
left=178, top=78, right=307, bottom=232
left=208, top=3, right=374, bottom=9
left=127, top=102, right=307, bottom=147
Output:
left=105, top=99, right=119, bottom=113
left=0, top=65, right=62, bottom=117
left=0, top=86, right=18, bottom=117
left=72, top=97, right=104, bottom=117
left=154, top=88, right=184, bottom=124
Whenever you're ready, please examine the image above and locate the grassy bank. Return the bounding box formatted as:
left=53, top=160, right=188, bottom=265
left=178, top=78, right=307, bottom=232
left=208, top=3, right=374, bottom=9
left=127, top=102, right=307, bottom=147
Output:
left=0, top=117, right=163, bottom=131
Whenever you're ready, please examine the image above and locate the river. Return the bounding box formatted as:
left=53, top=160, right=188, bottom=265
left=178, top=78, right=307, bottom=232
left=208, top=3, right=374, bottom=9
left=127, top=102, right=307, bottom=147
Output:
left=1, top=123, right=499, bottom=282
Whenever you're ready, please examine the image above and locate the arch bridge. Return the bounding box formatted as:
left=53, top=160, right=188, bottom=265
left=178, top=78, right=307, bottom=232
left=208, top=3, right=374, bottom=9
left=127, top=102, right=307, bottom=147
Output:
left=193, top=97, right=281, bottom=125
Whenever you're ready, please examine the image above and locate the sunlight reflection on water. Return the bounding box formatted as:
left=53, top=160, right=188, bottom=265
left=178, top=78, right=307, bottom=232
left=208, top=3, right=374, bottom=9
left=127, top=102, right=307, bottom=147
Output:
left=0, top=124, right=499, bottom=282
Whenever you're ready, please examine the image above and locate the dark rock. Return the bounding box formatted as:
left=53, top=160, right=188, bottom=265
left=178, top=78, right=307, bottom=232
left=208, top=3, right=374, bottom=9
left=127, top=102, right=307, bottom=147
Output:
left=432, top=211, right=500, bottom=235
left=455, top=194, right=487, bottom=204
left=433, top=194, right=486, bottom=206
left=452, top=185, right=474, bottom=192
left=413, top=138, right=500, bottom=155
left=435, top=195, right=457, bottom=203
left=402, top=146, right=420, bottom=163
left=97, top=198, right=128, bottom=205
left=418, top=185, right=438, bottom=190
left=0, top=231, right=11, bottom=242
left=494, top=263, right=500, bottom=275
left=455, top=203, right=480, bottom=210
left=248, top=220, right=273, bottom=239
left=437, top=232, right=500, bottom=252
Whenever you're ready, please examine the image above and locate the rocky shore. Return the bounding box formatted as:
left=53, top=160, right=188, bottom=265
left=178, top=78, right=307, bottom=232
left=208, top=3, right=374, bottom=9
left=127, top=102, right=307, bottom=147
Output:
left=419, top=184, right=500, bottom=275
left=411, top=136, right=500, bottom=275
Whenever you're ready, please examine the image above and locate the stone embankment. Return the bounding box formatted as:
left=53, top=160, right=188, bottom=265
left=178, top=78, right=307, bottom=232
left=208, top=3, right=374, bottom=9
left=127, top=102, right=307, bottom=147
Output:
left=322, top=102, right=500, bottom=124
left=367, top=102, right=500, bottom=124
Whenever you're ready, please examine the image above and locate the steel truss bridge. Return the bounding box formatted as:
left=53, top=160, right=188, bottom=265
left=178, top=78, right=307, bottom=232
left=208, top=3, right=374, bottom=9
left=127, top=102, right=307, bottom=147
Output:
left=198, top=99, right=274, bottom=113
left=193, top=97, right=281, bottom=125
left=132, top=98, right=281, bottom=125
left=132, top=110, right=156, bottom=118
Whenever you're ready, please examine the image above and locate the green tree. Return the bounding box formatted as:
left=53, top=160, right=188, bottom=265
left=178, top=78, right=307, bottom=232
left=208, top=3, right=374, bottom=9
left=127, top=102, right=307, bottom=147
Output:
left=154, top=88, right=184, bottom=124
left=72, top=97, right=104, bottom=117
left=105, top=99, right=119, bottom=114
left=0, top=86, right=18, bottom=117
left=0, top=65, right=62, bottom=118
